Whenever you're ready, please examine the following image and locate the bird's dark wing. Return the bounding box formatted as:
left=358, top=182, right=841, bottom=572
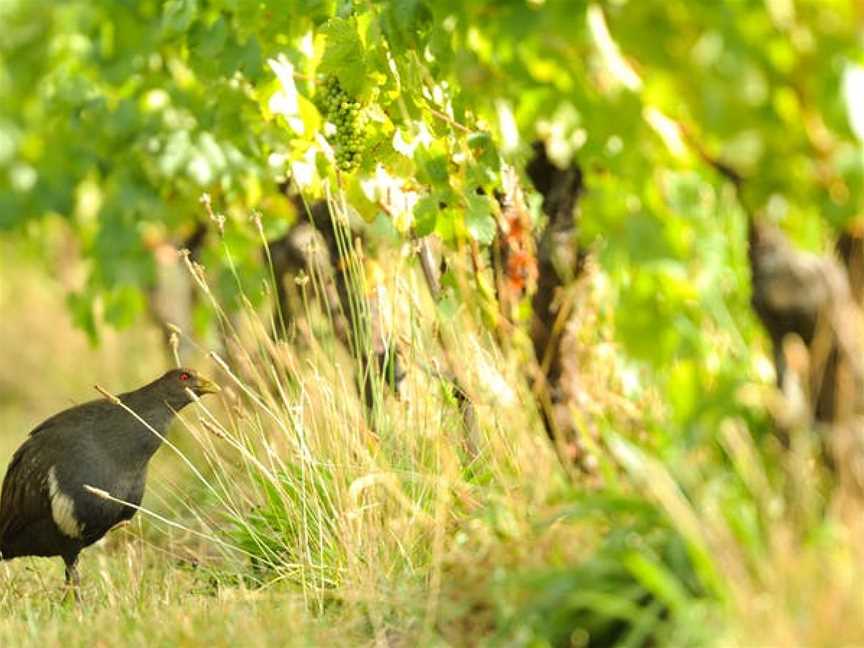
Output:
left=0, top=439, right=52, bottom=550
left=27, top=398, right=105, bottom=438
left=0, top=402, right=97, bottom=544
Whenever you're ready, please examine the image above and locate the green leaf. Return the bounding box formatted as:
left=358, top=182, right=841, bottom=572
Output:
left=162, top=0, right=198, bottom=35
left=226, top=36, right=263, bottom=81
left=370, top=211, right=400, bottom=244
left=66, top=291, right=99, bottom=345
left=434, top=206, right=459, bottom=244
left=413, top=195, right=438, bottom=236
left=319, top=17, right=367, bottom=97
left=103, top=285, right=146, bottom=329
left=390, top=0, right=432, bottom=33
left=468, top=131, right=499, bottom=170
left=380, top=0, right=432, bottom=52
left=414, top=143, right=450, bottom=188
left=190, top=16, right=228, bottom=60
left=465, top=194, right=496, bottom=245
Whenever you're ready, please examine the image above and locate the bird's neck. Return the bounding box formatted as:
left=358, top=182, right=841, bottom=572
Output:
left=108, top=390, right=182, bottom=466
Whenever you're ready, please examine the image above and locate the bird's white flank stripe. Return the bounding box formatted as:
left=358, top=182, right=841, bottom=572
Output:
left=47, top=466, right=82, bottom=539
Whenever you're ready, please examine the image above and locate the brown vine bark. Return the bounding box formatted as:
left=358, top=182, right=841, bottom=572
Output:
left=519, top=141, right=593, bottom=465
left=147, top=221, right=208, bottom=364
left=268, top=191, right=404, bottom=417
left=836, top=226, right=864, bottom=306
left=749, top=220, right=863, bottom=425
left=684, top=141, right=864, bottom=484
left=525, top=141, right=585, bottom=398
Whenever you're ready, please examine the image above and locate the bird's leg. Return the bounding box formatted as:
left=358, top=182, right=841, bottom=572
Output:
left=63, top=555, right=81, bottom=604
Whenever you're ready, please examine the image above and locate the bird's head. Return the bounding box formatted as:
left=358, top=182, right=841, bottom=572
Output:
left=155, top=367, right=221, bottom=406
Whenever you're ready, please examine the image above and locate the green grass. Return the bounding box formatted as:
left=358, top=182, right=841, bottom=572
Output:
left=0, top=545, right=362, bottom=647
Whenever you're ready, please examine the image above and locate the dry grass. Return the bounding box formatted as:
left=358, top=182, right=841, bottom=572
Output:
left=3, top=210, right=864, bottom=647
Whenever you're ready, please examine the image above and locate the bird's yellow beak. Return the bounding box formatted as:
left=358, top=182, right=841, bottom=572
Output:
left=195, top=375, right=221, bottom=395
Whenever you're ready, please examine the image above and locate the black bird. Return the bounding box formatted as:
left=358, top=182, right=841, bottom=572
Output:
left=0, top=368, right=219, bottom=593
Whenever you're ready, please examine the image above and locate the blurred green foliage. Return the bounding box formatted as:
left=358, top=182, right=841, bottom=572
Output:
left=1, top=2, right=863, bottom=640
left=1, top=0, right=859, bottom=351
left=2, top=0, right=860, bottom=318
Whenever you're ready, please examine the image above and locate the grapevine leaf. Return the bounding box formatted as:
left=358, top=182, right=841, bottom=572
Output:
left=66, top=291, right=99, bottom=345
left=345, top=175, right=379, bottom=222
left=414, top=142, right=450, bottom=188
left=104, top=286, right=146, bottom=329
left=319, top=17, right=367, bottom=97
left=226, top=36, right=263, bottom=81
left=380, top=0, right=432, bottom=52
left=189, top=16, right=228, bottom=59
left=468, top=131, right=499, bottom=170
left=465, top=194, right=496, bottom=245
left=371, top=212, right=400, bottom=244
left=413, top=195, right=438, bottom=236
left=162, top=0, right=198, bottom=36
left=435, top=206, right=459, bottom=244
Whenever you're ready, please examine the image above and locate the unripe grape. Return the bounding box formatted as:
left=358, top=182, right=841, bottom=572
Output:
left=317, top=75, right=366, bottom=172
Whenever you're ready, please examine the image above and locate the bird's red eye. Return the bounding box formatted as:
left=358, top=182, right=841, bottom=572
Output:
left=179, top=372, right=191, bottom=382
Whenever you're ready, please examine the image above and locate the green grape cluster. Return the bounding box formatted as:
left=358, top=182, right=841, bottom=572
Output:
left=318, top=75, right=366, bottom=172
